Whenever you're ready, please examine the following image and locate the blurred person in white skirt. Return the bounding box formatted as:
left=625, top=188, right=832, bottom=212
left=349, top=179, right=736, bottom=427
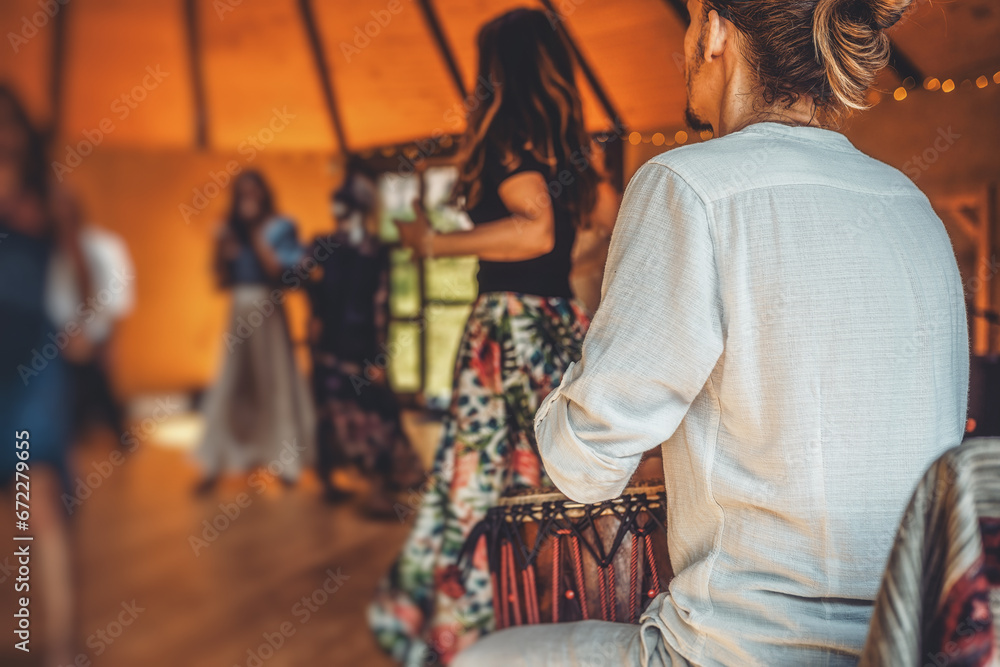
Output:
left=194, top=170, right=315, bottom=494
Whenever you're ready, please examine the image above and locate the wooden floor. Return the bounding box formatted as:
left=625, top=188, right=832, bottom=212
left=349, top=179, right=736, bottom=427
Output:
left=0, top=411, right=441, bottom=667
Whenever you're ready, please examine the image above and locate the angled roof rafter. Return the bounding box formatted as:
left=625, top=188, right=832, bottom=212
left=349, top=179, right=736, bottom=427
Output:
left=416, top=0, right=468, bottom=100
left=537, top=0, right=626, bottom=131
left=297, top=0, right=350, bottom=153
left=183, top=0, right=209, bottom=149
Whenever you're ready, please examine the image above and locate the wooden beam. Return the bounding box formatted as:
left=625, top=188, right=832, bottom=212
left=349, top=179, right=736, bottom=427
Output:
left=943, top=208, right=980, bottom=243
left=415, top=0, right=468, bottom=100
left=938, top=189, right=994, bottom=355
left=183, top=0, right=208, bottom=149
left=887, top=39, right=924, bottom=85
left=537, top=0, right=625, bottom=132
left=987, top=182, right=998, bottom=355
left=48, top=0, right=70, bottom=135
left=297, top=0, right=350, bottom=153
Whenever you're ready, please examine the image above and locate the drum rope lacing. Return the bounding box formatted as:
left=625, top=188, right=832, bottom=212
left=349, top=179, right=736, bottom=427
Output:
left=460, top=490, right=668, bottom=628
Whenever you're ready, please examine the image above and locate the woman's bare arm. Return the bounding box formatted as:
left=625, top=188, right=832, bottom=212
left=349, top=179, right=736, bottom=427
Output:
left=396, top=171, right=557, bottom=262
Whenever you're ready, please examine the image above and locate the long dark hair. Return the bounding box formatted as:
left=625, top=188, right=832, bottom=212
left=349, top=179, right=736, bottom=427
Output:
left=226, top=170, right=276, bottom=245
left=0, top=85, right=49, bottom=201
left=450, top=8, right=599, bottom=223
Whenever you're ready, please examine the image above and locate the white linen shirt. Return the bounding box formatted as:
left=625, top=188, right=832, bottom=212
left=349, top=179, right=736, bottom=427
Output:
left=534, top=122, right=969, bottom=666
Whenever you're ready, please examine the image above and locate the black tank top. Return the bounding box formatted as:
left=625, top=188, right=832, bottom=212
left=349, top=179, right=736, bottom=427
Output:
left=465, top=148, right=576, bottom=298
left=306, top=233, right=386, bottom=363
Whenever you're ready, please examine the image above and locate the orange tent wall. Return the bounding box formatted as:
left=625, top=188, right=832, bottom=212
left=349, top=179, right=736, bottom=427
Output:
left=62, top=149, right=340, bottom=397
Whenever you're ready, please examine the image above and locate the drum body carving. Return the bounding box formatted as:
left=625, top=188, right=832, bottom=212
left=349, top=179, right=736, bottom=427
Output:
left=469, top=484, right=673, bottom=629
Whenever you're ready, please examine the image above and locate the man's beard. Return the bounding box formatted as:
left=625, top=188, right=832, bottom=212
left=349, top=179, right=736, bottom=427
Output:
left=684, top=31, right=715, bottom=134
left=685, top=105, right=714, bottom=133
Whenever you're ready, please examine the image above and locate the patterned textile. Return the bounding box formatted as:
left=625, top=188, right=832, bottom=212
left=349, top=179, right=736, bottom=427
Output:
left=860, top=438, right=1000, bottom=666
left=368, top=292, right=589, bottom=666
left=312, top=353, right=423, bottom=489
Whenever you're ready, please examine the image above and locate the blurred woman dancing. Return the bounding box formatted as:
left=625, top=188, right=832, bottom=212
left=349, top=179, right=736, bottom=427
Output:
left=195, top=171, right=315, bottom=492
left=369, top=9, right=615, bottom=664
left=306, top=168, right=424, bottom=513
left=0, top=85, right=90, bottom=667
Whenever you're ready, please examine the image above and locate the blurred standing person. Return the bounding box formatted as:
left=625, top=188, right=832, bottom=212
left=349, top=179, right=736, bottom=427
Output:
left=195, top=170, right=315, bottom=493
left=0, top=85, right=89, bottom=667
left=46, top=202, right=136, bottom=440
left=306, top=168, right=424, bottom=513
left=369, top=9, right=614, bottom=664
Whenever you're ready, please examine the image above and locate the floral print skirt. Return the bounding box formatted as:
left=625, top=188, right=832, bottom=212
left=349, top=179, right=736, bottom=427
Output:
left=368, top=291, right=590, bottom=666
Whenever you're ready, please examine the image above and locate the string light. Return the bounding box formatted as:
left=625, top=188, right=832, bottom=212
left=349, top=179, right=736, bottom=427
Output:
left=333, top=62, right=1000, bottom=162
left=627, top=67, right=996, bottom=153
left=620, top=129, right=716, bottom=148
left=622, top=63, right=997, bottom=149
left=889, top=67, right=999, bottom=101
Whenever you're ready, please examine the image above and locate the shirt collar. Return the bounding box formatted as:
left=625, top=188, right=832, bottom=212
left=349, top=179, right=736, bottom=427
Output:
left=736, top=122, right=856, bottom=153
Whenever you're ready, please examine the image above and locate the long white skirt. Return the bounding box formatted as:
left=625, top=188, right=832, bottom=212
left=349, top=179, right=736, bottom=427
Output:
left=196, top=285, right=315, bottom=480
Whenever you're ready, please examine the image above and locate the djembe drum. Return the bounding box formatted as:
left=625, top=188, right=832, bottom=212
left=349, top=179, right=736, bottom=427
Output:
left=466, top=483, right=673, bottom=629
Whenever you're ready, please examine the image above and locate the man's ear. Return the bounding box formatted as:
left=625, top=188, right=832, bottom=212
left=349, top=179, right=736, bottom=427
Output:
left=704, top=9, right=730, bottom=63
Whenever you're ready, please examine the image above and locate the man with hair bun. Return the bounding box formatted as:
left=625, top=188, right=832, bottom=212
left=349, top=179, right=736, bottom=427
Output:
left=456, top=0, right=968, bottom=664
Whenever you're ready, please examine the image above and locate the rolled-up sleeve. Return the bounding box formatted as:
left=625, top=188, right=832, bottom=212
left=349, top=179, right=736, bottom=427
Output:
left=534, top=161, right=724, bottom=504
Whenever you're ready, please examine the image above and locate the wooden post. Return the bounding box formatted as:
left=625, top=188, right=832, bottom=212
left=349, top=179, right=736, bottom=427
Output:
left=988, top=183, right=998, bottom=355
